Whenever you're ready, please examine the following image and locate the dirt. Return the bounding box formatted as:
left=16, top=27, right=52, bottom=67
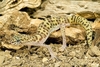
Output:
left=0, top=0, right=100, bottom=67
left=0, top=42, right=100, bottom=67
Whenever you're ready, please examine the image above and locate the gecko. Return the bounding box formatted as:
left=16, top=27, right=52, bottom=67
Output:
left=4, top=14, right=92, bottom=59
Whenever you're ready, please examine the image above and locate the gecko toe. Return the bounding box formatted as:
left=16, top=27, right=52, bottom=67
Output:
left=59, top=46, right=66, bottom=51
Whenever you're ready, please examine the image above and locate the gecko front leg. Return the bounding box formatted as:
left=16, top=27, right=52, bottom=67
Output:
left=41, top=44, right=58, bottom=60
left=23, top=40, right=57, bottom=59
left=38, top=36, right=58, bottom=59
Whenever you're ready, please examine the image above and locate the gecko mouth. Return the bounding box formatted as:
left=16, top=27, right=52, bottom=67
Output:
left=1, top=42, right=24, bottom=50
left=1, top=36, right=23, bottom=50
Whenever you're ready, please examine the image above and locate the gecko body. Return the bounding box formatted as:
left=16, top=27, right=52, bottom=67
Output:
left=5, top=14, right=92, bottom=59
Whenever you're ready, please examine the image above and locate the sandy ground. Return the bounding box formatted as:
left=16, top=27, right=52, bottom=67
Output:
left=0, top=0, right=100, bottom=67
left=0, top=42, right=100, bottom=67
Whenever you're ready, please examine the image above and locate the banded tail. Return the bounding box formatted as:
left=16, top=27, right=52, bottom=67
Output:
left=67, top=14, right=92, bottom=47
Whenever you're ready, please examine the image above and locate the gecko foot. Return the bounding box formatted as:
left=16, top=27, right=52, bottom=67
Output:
left=59, top=45, right=66, bottom=51
left=43, top=45, right=60, bottom=61
left=49, top=55, right=61, bottom=61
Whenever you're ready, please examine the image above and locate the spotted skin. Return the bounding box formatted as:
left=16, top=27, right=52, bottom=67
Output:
left=67, top=14, right=92, bottom=47
left=5, top=14, right=92, bottom=59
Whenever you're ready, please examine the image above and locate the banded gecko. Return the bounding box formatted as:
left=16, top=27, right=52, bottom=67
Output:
left=5, top=14, right=92, bottom=59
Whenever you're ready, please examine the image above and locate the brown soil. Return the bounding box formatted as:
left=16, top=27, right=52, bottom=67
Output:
left=0, top=43, right=100, bottom=67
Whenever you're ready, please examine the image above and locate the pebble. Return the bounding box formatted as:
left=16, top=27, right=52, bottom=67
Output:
left=54, top=61, right=61, bottom=67
left=0, top=55, right=5, bottom=66
left=15, top=57, right=20, bottom=59
left=42, top=57, right=48, bottom=62
left=91, top=63, right=99, bottom=67
left=69, top=51, right=76, bottom=57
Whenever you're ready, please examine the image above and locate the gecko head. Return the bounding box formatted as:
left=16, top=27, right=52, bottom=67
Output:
left=10, top=36, right=21, bottom=45
left=3, top=34, right=22, bottom=45
left=1, top=34, right=24, bottom=49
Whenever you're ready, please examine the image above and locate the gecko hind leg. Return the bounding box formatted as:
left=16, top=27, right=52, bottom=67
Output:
left=59, top=24, right=67, bottom=51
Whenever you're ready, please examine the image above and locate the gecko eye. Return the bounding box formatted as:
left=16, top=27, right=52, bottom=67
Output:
left=16, top=39, right=20, bottom=43
left=11, top=39, right=21, bottom=45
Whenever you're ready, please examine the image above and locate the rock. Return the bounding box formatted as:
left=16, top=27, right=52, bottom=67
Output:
left=0, top=0, right=41, bottom=14
left=0, top=55, right=5, bottom=66
left=0, top=11, right=43, bottom=49
left=33, top=1, right=100, bottom=18
left=69, top=51, right=76, bottom=57
left=89, top=46, right=100, bottom=56
left=50, top=26, right=85, bottom=44
left=42, top=57, right=48, bottom=62
left=91, top=63, right=99, bottom=67
left=54, top=61, right=61, bottom=67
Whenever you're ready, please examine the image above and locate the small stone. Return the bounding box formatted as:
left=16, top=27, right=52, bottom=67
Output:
left=5, top=50, right=11, bottom=53
left=42, top=57, right=48, bottom=62
left=63, top=63, right=72, bottom=67
left=90, top=46, right=100, bottom=56
left=69, top=51, right=76, bottom=57
left=4, top=50, right=12, bottom=58
left=54, top=61, right=61, bottom=67
left=15, top=57, right=20, bottom=59
left=91, top=63, right=99, bottom=67
left=0, top=55, right=5, bottom=66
